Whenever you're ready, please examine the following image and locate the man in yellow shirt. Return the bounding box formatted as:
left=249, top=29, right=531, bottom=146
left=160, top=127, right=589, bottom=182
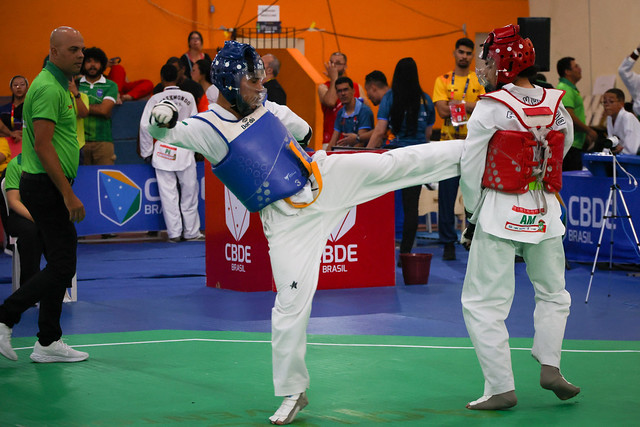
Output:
left=433, top=37, right=485, bottom=260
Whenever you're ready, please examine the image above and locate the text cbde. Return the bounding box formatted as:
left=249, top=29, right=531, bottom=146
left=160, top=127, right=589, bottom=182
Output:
left=322, top=244, right=358, bottom=263
left=567, top=196, right=614, bottom=229
left=225, top=243, right=251, bottom=263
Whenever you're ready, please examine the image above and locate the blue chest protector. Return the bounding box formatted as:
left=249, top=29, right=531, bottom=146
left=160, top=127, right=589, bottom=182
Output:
left=196, top=106, right=313, bottom=212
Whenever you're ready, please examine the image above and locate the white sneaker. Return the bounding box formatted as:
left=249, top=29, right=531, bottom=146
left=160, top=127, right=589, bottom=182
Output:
left=0, top=322, right=18, bottom=361
left=30, top=339, right=89, bottom=363
left=269, top=392, right=308, bottom=425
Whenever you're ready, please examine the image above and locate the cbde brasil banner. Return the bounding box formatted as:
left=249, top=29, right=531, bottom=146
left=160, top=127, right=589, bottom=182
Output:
left=73, top=163, right=205, bottom=236
left=560, top=171, right=640, bottom=263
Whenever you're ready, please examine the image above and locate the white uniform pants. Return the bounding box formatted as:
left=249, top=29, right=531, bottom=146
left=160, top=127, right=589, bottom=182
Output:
left=461, top=224, right=571, bottom=396
left=260, top=141, right=463, bottom=396
left=155, top=165, right=201, bottom=239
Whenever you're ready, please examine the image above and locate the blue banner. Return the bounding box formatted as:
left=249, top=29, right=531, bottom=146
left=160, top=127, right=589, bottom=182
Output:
left=560, top=170, right=640, bottom=263
left=73, top=162, right=206, bottom=236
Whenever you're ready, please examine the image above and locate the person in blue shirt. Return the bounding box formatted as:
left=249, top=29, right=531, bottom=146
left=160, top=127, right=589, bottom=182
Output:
left=327, top=76, right=374, bottom=149
left=367, top=57, right=436, bottom=258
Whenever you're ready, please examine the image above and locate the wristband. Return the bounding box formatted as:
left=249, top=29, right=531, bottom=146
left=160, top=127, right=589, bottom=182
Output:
left=355, top=134, right=361, bottom=143
left=74, top=93, right=81, bottom=99
left=631, top=49, right=640, bottom=60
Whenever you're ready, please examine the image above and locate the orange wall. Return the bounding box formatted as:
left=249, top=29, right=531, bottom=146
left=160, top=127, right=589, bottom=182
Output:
left=0, top=0, right=529, bottom=132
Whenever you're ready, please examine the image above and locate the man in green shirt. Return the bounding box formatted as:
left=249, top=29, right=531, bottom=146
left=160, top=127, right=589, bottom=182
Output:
left=556, top=57, right=598, bottom=170
left=79, top=47, right=118, bottom=165
left=0, top=26, right=89, bottom=363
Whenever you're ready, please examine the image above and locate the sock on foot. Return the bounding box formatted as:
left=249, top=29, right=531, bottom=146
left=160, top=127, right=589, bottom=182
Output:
left=466, top=390, right=517, bottom=410
left=540, top=365, right=580, bottom=400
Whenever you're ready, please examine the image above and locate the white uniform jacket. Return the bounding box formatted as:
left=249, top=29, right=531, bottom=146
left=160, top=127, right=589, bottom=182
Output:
left=606, top=108, right=640, bottom=155
left=140, top=86, right=198, bottom=171
left=460, top=83, right=574, bottom=244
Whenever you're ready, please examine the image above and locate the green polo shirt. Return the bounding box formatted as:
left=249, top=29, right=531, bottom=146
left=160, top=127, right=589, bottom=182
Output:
left=79, top=75, right=118, bottom=142
left=556, top=77, right=586, bottom=149
left=4, top=154, right=22, bottom=190
left=21, top=61, right=80, bottom=178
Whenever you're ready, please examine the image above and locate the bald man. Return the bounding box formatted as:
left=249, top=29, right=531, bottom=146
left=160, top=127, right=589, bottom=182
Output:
left=0, top=26, right=89, bottom=363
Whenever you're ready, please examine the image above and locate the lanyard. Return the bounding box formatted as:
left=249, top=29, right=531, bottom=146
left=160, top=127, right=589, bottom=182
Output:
left=450, top=72, right=470, bottom=101
left=10, top=103, right=15, bottom=128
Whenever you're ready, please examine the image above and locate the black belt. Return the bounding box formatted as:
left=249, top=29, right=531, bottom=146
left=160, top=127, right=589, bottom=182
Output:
left=21, top=172, right=75, bottom=185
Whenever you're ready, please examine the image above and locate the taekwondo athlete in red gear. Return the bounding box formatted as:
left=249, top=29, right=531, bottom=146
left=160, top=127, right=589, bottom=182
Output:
left=148, top=41, right=464, bottom=425
left=459, top=24, right=581, bottom=411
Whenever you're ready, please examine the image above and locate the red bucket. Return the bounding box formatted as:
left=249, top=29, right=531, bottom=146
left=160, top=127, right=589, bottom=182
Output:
left=400, top=253, right=433, bottom=285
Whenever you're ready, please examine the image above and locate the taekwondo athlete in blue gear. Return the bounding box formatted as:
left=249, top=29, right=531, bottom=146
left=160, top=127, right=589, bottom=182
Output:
left=148, top=40, right=465, bottom=425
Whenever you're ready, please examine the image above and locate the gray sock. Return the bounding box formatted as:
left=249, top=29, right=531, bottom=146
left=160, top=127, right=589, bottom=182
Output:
left=540, top=365, right=580, bottom=400
left=466, top=391, right=517, bottom=410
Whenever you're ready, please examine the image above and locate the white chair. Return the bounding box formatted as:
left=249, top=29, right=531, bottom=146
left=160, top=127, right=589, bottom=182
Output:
left=1, top=178, right=77, bottom=302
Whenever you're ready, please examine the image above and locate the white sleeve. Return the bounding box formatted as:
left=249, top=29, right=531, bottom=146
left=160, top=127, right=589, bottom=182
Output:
left=139, top=101, right=154, bottom=158
left=149, top=116, right=229, bottom=164
left=557, top=103, right=574, bottom=156
left=621, top=113, right=640, bottom=155
left=265, top=100, right=311, bottom=141
left=618, top=57, right=640, bottom=91
left=459, top=101, right=496, bottom=216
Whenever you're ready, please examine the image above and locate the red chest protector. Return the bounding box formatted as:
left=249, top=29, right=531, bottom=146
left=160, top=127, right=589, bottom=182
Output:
left=481, top=88, right=566, bottom=194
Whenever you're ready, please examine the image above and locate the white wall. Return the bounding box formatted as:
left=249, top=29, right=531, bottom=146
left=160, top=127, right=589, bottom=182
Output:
left=530, top=0, right=640, bottom=99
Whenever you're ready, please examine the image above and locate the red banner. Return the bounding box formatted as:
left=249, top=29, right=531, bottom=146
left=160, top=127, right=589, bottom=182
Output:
left=204, top=159, right=396, bottom=292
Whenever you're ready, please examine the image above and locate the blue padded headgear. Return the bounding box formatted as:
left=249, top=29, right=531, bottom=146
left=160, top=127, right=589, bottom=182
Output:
left=211, top=40, right=265, bottom=115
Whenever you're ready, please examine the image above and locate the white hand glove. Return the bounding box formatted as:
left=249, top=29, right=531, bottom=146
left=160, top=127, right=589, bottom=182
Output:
left=150, top=100, right=179, bottom=128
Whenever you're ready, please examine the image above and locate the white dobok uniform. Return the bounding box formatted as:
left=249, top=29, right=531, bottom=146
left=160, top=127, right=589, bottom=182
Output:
left=150, top=100, right=463, bottom=396
left=606, top=108, right=640, bottom=155
left=140, top=86, right=201, bottom=240
left=460, top=83, right=574, bottom=396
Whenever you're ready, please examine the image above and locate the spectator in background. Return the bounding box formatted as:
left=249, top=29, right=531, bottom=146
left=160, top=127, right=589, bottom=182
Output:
left=432, top=37, right=485, bottom=261
left=139, top=64, right=202, bottom=243
left=0, top=75, right=28, bottom=158
left=69, top=76, right=89, bottom=154
left=367, top=57, right=436, bottom=262
left=105, top=56, right=153, bottom=102
left=154, top=57, right=206, bottom=111
left=262, top=53, right=287, bottom=105
left=180, top=31, right=211, bottom=79
left=79, top=47, right=118, bottom=165
left=618, top=42, right=640, bottom=117
left=318, top=52, right=363, bottom=147
left=0, top=26, right=88, bottom=363
left=327, top=76, right=373, bottom=149
left=602, top=88, right=640, bottom=155
left=191, top=59, right=219, bottom=106
left=364, top=70, right=390, bottom=106
left=556, top=57, right=598, bottom=170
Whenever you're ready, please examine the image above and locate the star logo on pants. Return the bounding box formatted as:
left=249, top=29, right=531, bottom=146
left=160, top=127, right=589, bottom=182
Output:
left=290, top=281, right=298, bottom=289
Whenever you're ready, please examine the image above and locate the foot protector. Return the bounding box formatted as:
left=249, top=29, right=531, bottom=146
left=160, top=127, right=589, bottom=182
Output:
left=466, top=390, right=517, bottom=410
left=540, top=365, right=580, bottom=400
left=269, top=392, right=309, bottom=425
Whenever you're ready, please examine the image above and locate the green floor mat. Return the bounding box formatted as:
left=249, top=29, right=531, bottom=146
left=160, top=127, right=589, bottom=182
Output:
left=1, top=330, right=639, bottom=426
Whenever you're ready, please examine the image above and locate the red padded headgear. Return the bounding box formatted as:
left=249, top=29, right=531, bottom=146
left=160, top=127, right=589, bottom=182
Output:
left=480, top=24, right=535, bottom=84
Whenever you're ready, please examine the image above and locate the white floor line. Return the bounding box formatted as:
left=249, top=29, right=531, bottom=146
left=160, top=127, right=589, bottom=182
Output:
left=12, top=337, right=640, bottom=353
